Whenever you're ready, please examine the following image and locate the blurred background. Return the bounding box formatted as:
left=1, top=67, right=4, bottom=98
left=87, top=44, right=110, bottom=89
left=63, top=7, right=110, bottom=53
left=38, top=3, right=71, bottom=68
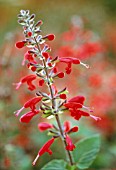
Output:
left=0, top=0, right=116, bottom=169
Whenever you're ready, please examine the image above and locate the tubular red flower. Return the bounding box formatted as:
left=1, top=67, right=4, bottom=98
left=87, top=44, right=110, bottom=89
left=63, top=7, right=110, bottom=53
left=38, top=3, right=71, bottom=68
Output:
left=14, top=96, right=42, bottom=116
left=13, top=75, right=36, bottom=90
left=15, top=41, right=26, bottom=49
left=32, top=138, right=55, bottom=166
left=38, top=122, right=53, bottom=131
left=20, top=110, right=39, bottom=123
left=65, top=135, right=75, bottom=151
left=64, top=95, right=101, bottom=121
left=22, top=51, right=37, bottom=66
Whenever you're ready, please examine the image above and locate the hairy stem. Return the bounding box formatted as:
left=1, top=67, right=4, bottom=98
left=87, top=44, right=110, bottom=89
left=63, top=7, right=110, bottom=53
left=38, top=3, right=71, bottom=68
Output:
left=34, top=37, right=74, bottom=166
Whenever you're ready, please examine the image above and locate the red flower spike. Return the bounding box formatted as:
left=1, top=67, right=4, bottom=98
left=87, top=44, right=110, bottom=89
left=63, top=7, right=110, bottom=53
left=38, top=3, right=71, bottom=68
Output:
left=20, top=110, right=39, bottom=123
left=43, top=34, right=55, bottom=41
left=15, top=41, right=26, bottom=49
left=65, top=135, right=75, bottom=151
left=59, top=94, right=67, bottom=99
left=39, top=79, right=44, bottom=86
left=64, top=121, right=71, bottom=132
left=27, top=31, right=32, bottom=37
left=57, top=72, right=65, bottom=78
left=38, top=122, right=53, bottom=132
left=42, top=52, right=49, bottom=59
left=32, top=138, right=55, bottom=166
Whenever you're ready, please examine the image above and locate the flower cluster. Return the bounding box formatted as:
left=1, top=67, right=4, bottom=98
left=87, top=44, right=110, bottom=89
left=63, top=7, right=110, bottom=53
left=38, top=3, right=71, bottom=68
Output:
left=14, top=10, right=101, bottom=166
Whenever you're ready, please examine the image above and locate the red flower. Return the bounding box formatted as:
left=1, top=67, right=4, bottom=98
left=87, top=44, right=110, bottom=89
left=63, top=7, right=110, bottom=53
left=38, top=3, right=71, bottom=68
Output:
left=65, top=135, right=75, bottom=151
left=15, top=41, right=26, bottom=49
left=14, top=96, right=43, bottom=117
left=32, top=138, right=55, bottom=166
left=59, top=57, right=80, bottom=74
left=20, top=110, right=39, bottom=123
left=22, top=51, right=37, bottom=66
left=43, top=34, right=55, bottom=41
left=64, top=95, right=101, bottom=121
left=38, top=122, right=53, bottom=131
left=13, top=74, right=36, bottom=91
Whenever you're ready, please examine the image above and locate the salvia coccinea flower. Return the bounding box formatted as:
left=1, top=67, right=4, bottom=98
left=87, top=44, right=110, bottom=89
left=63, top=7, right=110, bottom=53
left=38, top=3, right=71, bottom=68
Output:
left=20, top=110, right=39, bottom=123
left=64, top=95, right=101, bottom=121
left=65, top=135, right=75, bottom=151
left=59, top=57, right=90, bottom=74
left=32, top=138, right=55, bottom=166
left=38, top=122, right=53, bottom=132
left=14, top=96, right=43, bottom=117
left=13, top=74, right=36, bottom=91
left=22, top=51, right=37, bottom=66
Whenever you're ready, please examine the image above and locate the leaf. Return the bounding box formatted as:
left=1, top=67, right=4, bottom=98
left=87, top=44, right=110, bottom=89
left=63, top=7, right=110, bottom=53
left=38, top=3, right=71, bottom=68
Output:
left=72, top=135, right=101, bottom=169
left=41, top=159, right=67, bottom=170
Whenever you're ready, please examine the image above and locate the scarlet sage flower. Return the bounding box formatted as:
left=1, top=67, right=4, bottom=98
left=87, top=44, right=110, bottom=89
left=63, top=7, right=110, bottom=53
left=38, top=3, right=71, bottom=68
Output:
left=20, top=110, right=39, bottom=123
left=13, top=74, right=36, bottom=91
left=65, top=135, right=75, bottom=151
left=38, top=122, right=53, bottom=132
left=64, top=95, right=101, bottom=121
left=32, top=138, right=55, bottom=166
left=14, top=96, right=43, bottom=117
left=22, top=51, right=37, bottom=66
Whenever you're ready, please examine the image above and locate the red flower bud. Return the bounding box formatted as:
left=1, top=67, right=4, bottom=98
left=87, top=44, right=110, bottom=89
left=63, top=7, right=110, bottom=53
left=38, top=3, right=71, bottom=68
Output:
left=39, top=79, right=44, bottom=86
left=15, top=41, right=26, bottom=49
left=70, top=126, right=79, bottom=132
left=57, top=72, right=65, bottom=78
left=59, top=94, right=67, bottom=99
left=45, top=34, right=55, bottom=41
left=38, top=122, right=53, bottom=131
left=42, top=52, right=49, bottom=59
left=27, top=32, right=32, bottom=37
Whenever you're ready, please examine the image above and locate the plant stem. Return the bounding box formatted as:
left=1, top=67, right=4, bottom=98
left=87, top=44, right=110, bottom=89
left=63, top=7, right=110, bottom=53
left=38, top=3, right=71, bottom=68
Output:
left=34, top=37, right=74, bottom=166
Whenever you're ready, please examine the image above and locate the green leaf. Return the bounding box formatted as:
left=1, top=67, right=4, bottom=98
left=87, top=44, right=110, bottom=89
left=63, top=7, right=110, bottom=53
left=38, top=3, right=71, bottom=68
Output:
left=41, top=159, right=67, bottom=170
left=73, top=135, right=101, bottom=169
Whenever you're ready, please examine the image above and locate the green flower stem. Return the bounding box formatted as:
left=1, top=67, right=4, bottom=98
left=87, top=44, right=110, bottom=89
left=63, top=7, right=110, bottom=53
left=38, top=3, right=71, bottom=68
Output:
left=34, top=37, right=74, bottom=166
